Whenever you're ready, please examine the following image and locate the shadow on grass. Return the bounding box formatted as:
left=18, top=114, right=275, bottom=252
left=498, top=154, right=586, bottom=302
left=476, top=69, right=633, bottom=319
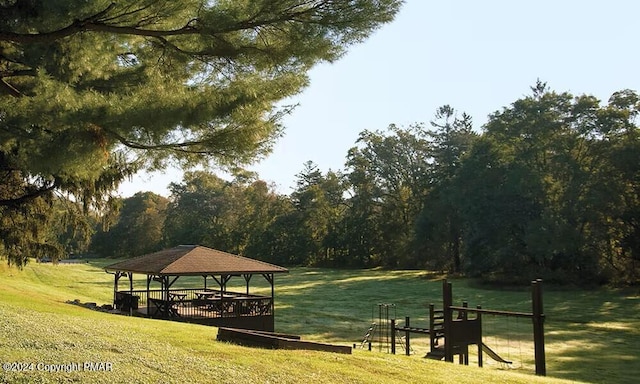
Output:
left=541, top=288, right=640, bottom=384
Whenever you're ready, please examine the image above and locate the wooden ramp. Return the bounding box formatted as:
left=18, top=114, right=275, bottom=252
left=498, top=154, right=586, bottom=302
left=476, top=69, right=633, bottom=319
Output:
left=217, top=327, right=352, bottom=354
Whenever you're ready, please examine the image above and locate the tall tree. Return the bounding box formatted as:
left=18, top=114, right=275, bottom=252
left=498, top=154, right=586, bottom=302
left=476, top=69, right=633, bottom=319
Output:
left=341, top=151, right=380, bottom=267
left=415, top=106, right=477, bottom=273
left=286, top=161, right=327, bottom=265
left=163, top=172, right=232, bottom=250
left=91, top=192, right=168, bottom=258
left=0, top=0, right=402, bottom=265
left=239, top=179, right=293, bottom=263
left=344, top=124, right=431, bottom=267
left=285, top=162, right=346, bottom=266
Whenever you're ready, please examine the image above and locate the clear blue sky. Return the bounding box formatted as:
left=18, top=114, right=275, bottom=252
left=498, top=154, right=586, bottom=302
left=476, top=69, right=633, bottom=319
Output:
left=118, top=0, right=640, bottom=197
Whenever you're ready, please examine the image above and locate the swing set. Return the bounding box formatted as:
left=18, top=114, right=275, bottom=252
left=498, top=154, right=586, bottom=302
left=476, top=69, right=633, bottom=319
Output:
left=390, top=279, right=546, bottom=376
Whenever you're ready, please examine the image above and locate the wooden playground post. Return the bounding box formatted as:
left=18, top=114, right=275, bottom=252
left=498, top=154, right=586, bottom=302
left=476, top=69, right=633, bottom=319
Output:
left=405, top=316, right=411, bottom=356
left=390, top=318, right=396, bottom=354
left=532, top=279, right=546, bottom=376
left=476, top=305, right=483, bottom=368
left=460, top=301, right=469, bottom=365
left=443, top=280, right=454, bottom=362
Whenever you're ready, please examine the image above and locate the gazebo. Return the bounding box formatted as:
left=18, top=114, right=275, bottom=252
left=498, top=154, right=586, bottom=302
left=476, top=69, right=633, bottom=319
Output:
left=104, top=245, right=288, bottom=332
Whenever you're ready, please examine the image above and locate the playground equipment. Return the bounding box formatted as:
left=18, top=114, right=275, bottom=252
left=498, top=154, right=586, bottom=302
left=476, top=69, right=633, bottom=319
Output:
left=360, top=304, right=397, bottom=352
left=389, top=279, right=546, bottom=376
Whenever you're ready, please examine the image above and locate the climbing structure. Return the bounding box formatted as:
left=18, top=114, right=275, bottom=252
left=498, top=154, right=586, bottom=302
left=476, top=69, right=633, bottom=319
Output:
left=392, top=279, right=546, bottom=376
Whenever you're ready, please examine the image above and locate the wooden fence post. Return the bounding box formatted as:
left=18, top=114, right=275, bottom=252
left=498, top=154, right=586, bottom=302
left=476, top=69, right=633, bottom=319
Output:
left=532, top=279, right=546, bottom=376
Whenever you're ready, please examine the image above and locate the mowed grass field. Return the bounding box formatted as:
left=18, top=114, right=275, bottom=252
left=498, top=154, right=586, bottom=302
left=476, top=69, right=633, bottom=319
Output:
left=0, top=260, right=637, bottom=383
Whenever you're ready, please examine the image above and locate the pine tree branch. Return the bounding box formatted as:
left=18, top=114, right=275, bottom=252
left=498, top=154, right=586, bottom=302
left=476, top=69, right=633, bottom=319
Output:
left=0, top=2, right=198, bottom=43
left=0, top=78, right=22, bottom=97
left=0, top=20, right=198, bottom=44
left=102, top=126, right=221, bottom=154
left=0, top=181, right=58, bottom=207
left=0, top=2, right=323, bottom=44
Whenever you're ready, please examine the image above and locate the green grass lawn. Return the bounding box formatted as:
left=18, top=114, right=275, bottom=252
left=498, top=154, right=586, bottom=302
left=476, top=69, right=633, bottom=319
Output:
left=0, top=260, right=637, bottom=383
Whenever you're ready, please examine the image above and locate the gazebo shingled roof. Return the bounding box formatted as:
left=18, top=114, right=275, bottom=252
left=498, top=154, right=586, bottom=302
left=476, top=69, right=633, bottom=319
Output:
left=104, top=245, right=288, bottom=276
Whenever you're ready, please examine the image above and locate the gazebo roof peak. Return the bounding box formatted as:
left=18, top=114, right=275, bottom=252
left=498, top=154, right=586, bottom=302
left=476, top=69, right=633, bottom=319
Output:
left=104, top=245, right=288, bottom=276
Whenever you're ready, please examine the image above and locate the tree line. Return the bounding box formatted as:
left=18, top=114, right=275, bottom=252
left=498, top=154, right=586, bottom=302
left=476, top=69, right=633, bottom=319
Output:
left=88, top=83, right=639, bottom=285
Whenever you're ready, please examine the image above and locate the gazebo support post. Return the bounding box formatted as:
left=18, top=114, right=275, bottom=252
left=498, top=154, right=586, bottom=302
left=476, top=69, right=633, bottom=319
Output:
left=160, top=275, right=180, bottom=318
left=113, top=271, right=127, bottom=308
left=128, top=272, right=134, bottom=315
left=211, top=275, right=222, bottom=292
left=221, top=275, right=230, bottom=292
left=243, top=274, right=252, bottom=295
left=262, top=273, right=275, bottom=316
left=168, top=276, right=180, bottom=289
left=113, top=272, right=120, bottom=305
left=163, top=276, right=171, bottom=317
left=146, top=275, right=152, bottom=318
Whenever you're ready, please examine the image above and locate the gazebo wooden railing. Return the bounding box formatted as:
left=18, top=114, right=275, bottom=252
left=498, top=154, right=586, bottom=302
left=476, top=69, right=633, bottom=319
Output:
left=115, top=288, right=273, bottom=321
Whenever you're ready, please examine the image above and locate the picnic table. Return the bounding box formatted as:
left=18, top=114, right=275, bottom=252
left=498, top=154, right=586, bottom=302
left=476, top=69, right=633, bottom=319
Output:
left=193, top=292, right=244, bottom=315
left=148, top=297, right=181, bottom=318
left=195, top=291, right=239, bottom=300
left=168, top=292, right=187, bottom=306
left=194, top=291, right=220, bottom=300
